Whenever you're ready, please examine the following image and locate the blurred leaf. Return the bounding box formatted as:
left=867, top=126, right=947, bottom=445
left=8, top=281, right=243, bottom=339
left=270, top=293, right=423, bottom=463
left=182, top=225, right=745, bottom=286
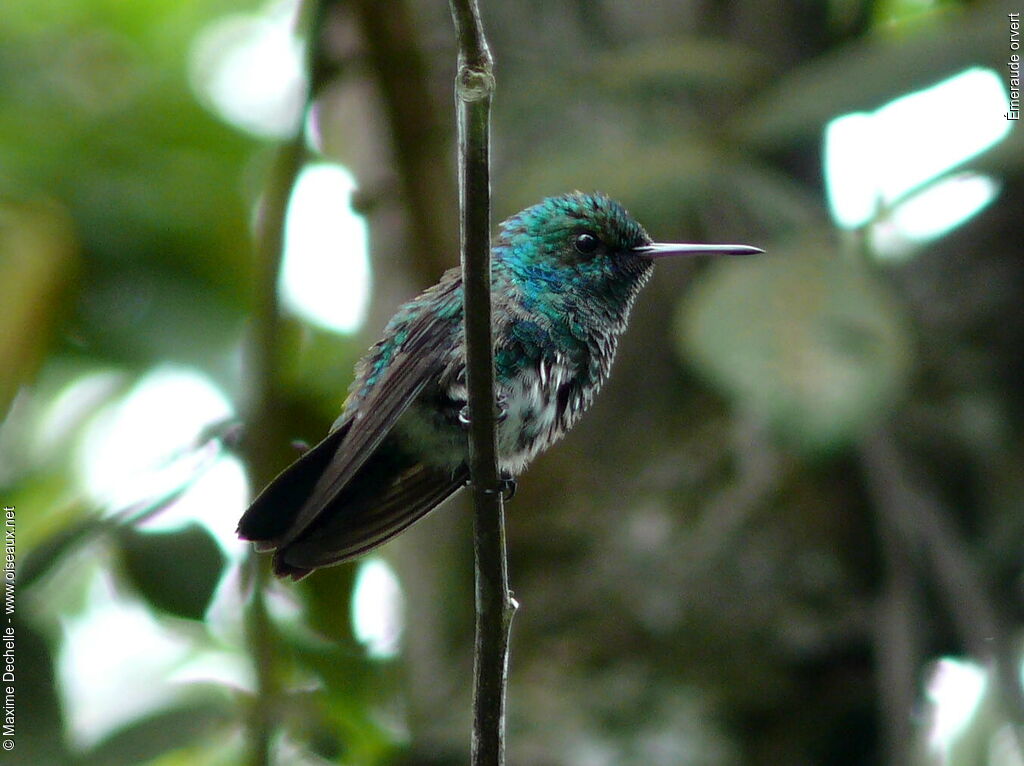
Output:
left=0, top=0, right=257, bottom=381
left=593, top=37, right=764, bottom=95
left=678, top=241, right=914, bottom=451
left=721, top=161, right=826, bottom=236
left=299, top=562, right=358, bottom=642
left=19, top=476, right=198, bottom=589
left=18, top=512, right=106, bottom=590
left=116, top=523, right=226, bottom=621
left=279, top=320, right=362, bottom=424
left=78, top=267, right=245, bottom=386
left=0, top=202, right=80, bottom=415
left=734, top=7, right=1011, bottom=146
left=2, top=469, right=83, bottom=555
left=79, top=696, right=235, bottom=766
left=503, top=133, right=755, bottom=235
left=283, top=647, right=403, bottom=763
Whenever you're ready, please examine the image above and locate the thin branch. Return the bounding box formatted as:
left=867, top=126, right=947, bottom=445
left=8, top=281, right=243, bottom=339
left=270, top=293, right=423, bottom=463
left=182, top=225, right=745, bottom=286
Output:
left=864, top=463, right=925, bottom=766
left=860, top=428, right=1024, bottom=757
left=349, top=0, right=457, bottom=283
left=447, top=2, right=517, bottom=765
left=685, top=415, right=785, bottom=568
left=241, top=2, right=332, bottom=763
left=242, top=130, right=305, bottom=766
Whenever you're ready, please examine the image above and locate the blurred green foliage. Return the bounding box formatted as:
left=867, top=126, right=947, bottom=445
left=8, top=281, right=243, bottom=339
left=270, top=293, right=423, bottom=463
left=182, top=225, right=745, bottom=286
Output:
left=681, top=244, right=913, bottom=450
left=2, top=0, right=1023, bottom=764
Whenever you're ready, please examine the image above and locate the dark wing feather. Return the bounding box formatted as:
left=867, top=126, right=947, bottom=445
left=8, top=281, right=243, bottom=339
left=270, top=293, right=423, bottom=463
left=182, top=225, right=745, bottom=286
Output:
left=277, top=278, right=463, bottom=548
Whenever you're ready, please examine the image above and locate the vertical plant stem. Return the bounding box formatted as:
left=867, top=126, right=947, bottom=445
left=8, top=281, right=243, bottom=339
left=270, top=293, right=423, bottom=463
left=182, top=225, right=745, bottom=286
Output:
left=241, top=2, right=331, bottom=763
left=243, top=131, right=305, bottom=766
left=447, top=2, right=517, bottom=764
left=861, top=428, right=1024, bottom=757
left=349, top=0, right=458, bottom=283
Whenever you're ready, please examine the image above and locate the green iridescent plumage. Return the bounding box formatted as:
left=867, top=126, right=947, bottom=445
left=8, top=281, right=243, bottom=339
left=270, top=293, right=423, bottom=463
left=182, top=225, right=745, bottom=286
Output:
left=238, top=192, right=760, bottom=578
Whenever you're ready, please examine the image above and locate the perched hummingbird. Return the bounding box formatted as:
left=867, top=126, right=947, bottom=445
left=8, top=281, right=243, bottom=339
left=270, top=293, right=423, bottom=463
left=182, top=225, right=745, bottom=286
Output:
left=238, top=192, right=760, bottom=578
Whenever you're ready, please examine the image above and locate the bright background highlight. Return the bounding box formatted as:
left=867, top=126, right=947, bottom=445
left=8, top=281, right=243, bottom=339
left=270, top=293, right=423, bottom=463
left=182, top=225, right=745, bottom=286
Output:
left=824, top=67, right=1011, bottom=256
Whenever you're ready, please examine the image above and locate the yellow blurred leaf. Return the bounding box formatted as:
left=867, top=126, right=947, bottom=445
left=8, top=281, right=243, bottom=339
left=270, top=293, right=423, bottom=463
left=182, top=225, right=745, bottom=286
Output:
left=0, top=201, right=79, bottom=415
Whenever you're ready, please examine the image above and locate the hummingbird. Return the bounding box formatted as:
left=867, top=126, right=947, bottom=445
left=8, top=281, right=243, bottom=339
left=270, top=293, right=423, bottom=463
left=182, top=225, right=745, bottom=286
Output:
left=238, top=192, right=760, bottom=579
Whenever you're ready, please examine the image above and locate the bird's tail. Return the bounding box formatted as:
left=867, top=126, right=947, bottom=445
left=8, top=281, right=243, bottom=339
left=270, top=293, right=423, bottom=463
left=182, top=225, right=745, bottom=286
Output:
left=238, top=431, right=467, bottom=579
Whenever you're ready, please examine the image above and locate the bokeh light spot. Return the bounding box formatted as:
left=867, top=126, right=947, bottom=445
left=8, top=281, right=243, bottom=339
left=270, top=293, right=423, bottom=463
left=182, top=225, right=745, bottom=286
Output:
left=351, top=558, right=404, bottom=659
left=190, top=0, right=306, bottom=138
left=824, top=67, right=1012, bottom=253
left=59, top=570, right=192, bottom=747
left=869, top=173, right=1001, bottom=258
left=76, top=366, right=247, bottom=553
left=280, top=163, right=371, bottom=334
left=925, top=657, right=988, bottom=752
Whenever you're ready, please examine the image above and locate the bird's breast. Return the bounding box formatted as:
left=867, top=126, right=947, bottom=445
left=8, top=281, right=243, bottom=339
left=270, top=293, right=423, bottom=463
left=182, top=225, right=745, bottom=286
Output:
left=493, top=353, right=581, bottom=475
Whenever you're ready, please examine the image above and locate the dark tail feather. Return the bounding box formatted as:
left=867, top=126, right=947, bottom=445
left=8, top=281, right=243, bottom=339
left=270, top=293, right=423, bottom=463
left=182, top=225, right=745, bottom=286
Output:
left=239, top=422, right=467, bottom=580
left=237, top=422, right=351, bottom=546
left=273, top=459, right=468, bottom=579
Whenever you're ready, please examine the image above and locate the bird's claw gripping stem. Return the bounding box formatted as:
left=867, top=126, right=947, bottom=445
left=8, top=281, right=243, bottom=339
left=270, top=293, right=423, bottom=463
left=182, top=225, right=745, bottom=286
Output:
left=458, top=395, right=508, bottom=427
left=497, top=473, right=517, bottom=502
left=463, top=472, right=517, bottom=502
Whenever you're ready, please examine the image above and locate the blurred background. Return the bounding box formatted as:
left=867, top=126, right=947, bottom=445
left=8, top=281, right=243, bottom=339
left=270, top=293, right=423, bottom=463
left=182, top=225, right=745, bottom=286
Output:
left=2, top=0, right=1023, bottom=763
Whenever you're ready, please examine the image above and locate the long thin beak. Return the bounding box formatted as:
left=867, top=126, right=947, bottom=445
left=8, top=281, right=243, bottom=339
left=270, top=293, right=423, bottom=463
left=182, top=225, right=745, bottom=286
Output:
left=635, top=242, right=764, bottom=259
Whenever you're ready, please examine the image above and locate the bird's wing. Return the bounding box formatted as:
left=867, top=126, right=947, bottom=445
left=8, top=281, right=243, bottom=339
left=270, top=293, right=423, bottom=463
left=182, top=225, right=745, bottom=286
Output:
left=275, top=278, right=463, bottom=547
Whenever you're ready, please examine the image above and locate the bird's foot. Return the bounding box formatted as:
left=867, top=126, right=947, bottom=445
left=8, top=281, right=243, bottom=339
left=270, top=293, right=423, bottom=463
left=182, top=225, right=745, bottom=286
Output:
left=462, top=472, right=517, bottom=503
left=290, top=439, right=311, bottom=455
left=458, top=395, right=508, bottom=428
left=498, top=473, right=517, bottom=502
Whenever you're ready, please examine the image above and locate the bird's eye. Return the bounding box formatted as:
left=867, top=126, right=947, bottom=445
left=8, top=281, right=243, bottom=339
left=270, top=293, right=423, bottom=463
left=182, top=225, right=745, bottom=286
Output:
left=574, top=232, right=600, bottom=255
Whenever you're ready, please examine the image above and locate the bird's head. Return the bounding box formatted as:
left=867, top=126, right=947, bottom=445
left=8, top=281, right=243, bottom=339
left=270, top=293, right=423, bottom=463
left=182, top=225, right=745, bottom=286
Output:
left=495, top=192, right=760, bottom=290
